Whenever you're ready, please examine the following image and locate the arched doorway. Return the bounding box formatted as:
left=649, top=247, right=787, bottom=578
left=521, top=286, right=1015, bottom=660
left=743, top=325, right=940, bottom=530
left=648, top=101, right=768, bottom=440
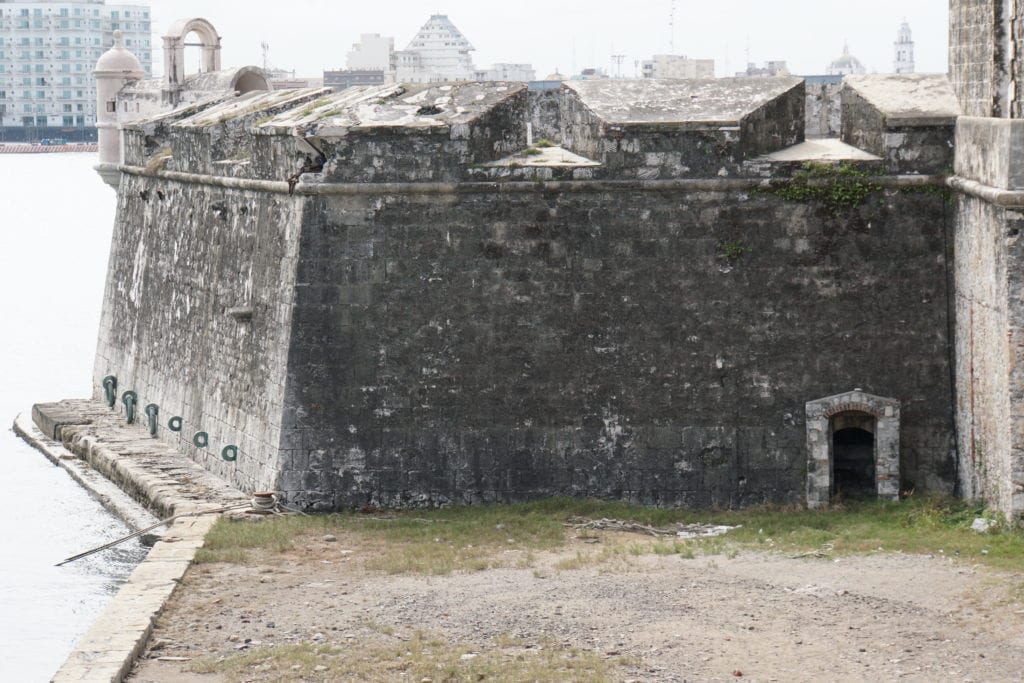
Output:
left=831, top=414, right=876, bottom=500
left=805, top=390, right=900, bottom=508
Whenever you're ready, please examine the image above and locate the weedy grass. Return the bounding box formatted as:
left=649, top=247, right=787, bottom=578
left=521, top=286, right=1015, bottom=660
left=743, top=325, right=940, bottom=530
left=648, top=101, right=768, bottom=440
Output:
left=195, top=497, right=1024, bottom=573
left=186, top=632, right=619, bottom=682
left=144, top=147, right=172, bottom=172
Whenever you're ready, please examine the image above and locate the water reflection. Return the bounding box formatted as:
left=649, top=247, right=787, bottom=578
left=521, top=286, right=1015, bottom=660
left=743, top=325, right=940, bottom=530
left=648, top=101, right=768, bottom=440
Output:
left=0, top=153, right=147, bottom=680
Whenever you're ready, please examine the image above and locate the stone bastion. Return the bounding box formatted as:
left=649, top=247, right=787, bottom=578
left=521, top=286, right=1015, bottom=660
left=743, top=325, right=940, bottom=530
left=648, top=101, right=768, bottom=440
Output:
left=89, top=75, right=964, bottom=511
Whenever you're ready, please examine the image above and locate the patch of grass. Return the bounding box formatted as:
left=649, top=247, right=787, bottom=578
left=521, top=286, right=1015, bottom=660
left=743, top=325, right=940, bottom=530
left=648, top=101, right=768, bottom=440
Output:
left=145, top=147, right=171, bottom=172
left=187, top=631, right=619, bottom=682
left=521, top=147, right=544, bottom=156
left=719, top=239, right=751, bottom=261
left=700, top=497, right=1024, bottom=570
left=194, top=546, right=249, bottom=564
left=195, top=497, right=1024, bottom=573
left=297, top=97, right=334, bottom=118
left=554, top=550, right=595, bottom=570
left=195, top=515, right=312, bottom=563
left=535, top=139, right=555, bottom=148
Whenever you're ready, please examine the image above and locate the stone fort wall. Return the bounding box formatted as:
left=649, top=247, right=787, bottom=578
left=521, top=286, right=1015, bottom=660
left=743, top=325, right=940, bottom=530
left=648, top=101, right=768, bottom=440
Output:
left=949, top=0, right=1024, bottom=518
left=276, top=185, right=954, bottom=509
left=90, top=78, right=959, bottom=509
left=949, top=0, right=1024, bottom=119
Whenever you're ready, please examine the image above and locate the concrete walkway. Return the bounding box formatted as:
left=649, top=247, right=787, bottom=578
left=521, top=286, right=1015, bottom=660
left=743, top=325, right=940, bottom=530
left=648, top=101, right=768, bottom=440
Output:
left=21, top=399, right=250, bottom=683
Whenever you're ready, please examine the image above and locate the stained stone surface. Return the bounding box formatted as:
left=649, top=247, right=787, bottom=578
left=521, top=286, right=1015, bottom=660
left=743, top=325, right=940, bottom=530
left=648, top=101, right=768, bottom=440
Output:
left=92, top=78, right=958, bottom=512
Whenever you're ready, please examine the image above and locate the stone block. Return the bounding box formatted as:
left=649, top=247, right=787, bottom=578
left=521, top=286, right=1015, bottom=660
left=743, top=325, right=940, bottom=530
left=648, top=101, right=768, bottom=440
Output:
left=955, top=117, right=1024, bottom=190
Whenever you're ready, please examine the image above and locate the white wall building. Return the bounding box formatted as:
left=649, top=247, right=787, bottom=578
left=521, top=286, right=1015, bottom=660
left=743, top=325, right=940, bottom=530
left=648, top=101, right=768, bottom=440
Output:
left=736, top=60, right=789, bottom=78
left=346, top=32, right=393, bottom=72
left=893, top=21, right=914, bottom=73
left=474, top=62, right=534, bottom=82
left=395, top=14, right=475, bottom=83
left=641, top=55, right=714, bottom=79
left=0, top=0, right=151, bottom=136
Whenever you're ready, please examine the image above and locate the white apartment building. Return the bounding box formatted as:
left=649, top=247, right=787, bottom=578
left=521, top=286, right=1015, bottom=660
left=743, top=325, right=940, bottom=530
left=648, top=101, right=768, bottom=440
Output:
left=474, top=62, right=535, bottom=82
left=0, top=0, right=151, bottom=137
left=346, top=32, right=393, bottom=72
left=641, top=55, right=714, bottom=79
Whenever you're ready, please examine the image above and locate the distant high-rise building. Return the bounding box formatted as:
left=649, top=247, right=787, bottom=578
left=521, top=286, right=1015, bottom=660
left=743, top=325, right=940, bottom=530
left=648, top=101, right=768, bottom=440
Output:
left=335, top=15, right=536, bottom=85
left=642, top=54, right=714, bottom=79
left=346, top=33, right=393, bottom=72
left=894, top=21, right=915, bottom=73
left=572, top=67, right=609, bottom=80
left=0, top=0, right=152, bottom=141
left=736, top=60, right=789, bottom=78
left=474, top=63, right=535, bottom=82
left=826, top=43, right=866, bottom=76
left=323, top=69, right=387, bottom=91
left=321, top=33, right=397, bottom=92
left=395, top=14, right=475, bottom=83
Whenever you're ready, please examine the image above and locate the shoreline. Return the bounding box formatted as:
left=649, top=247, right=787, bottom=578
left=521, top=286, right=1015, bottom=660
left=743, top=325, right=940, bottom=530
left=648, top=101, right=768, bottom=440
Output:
left=18, top=399, right=248, bottom=682
left=0, top=144, right=97, bottom=154
left=14, top=413, right=158, bottom=533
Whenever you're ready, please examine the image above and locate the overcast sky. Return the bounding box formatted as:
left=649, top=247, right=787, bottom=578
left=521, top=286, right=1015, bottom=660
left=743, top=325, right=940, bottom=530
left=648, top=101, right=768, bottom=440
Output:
left=143, top=0, right=949, bottom=79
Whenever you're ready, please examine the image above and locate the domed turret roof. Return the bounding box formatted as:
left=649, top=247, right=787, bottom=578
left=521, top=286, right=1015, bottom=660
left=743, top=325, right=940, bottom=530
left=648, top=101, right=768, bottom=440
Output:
left=95, top=30, right=143, bottom=75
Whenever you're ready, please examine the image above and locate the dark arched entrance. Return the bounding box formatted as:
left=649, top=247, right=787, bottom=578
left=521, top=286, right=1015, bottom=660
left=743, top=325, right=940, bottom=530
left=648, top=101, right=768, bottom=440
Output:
left=806, top=390, right=900, bottom=508
left=832, top=427, right=876, bottom=499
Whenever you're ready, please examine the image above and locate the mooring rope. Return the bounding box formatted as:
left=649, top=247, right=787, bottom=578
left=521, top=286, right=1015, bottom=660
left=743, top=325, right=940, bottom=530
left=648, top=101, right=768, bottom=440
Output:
left=55, top=501, right=253, bottom=567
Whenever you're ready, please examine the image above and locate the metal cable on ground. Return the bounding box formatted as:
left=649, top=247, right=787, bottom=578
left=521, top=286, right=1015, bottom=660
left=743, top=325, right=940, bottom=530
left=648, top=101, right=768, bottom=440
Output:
left=55, top=501, right=252, bottom=567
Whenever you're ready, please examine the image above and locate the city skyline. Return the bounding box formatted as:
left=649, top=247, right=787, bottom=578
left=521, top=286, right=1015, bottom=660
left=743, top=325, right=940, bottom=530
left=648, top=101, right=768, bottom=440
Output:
left=141, top=0, right=947, bottom=80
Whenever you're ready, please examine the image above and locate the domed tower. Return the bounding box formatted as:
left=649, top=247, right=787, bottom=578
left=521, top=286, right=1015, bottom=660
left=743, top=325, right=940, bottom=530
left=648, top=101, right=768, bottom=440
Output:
left=894, top=21, right=915, bottom=73
left=94, top=30, right=144, bottom=189
left=826, top=42, right=867, bottom=76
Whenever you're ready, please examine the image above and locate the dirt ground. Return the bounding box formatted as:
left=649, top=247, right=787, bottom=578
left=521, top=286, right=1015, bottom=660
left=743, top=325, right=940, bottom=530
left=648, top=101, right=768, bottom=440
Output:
left=129, top=531, right=1024, bottom=682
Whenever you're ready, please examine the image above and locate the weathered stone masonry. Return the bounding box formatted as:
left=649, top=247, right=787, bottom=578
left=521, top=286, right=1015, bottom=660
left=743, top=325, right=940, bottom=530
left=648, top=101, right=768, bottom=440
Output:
left=276, top=184, right=952, bottom=509
left=88, top=75, right=962, bottom=511
left=948, top=0, right=1024, bottom=519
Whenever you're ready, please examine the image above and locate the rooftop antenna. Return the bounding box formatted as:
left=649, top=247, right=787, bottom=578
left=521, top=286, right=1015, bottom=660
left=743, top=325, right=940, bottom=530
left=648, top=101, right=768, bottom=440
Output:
left=261, top=40, right=269, bottom=71
left=611, top=53, right=625, bottom=78
left=669, top=0, right=676, bottom=52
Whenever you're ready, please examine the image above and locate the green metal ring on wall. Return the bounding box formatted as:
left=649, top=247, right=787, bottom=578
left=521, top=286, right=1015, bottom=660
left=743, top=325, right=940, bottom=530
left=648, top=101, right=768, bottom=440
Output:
left=121, top=391, right=137, bottom=424
left=102, top=375, right=117, bottom=408
left=193, top=431, right=209, bottom=448
left=221, top=445, right=238, bottom=462
left=144, top=404, right=159, bottom=436
left=168, top=416, right=183, bottom=432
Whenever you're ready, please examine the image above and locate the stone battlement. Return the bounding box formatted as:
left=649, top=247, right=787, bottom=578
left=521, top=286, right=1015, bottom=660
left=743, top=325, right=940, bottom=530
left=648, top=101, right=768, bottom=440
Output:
left=113, top=75, right=964, bottom=190
left=119, top=78, right=813, bottom=185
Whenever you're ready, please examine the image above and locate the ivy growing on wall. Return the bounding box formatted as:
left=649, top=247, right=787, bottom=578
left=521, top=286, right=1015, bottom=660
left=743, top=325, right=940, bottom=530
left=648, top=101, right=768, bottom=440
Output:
left=758, top=162, right=884, bottom=215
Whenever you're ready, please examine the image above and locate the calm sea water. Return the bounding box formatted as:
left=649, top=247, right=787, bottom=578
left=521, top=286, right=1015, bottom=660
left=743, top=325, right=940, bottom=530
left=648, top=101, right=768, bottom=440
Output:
left=0, top=153, right=147, bottom=680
